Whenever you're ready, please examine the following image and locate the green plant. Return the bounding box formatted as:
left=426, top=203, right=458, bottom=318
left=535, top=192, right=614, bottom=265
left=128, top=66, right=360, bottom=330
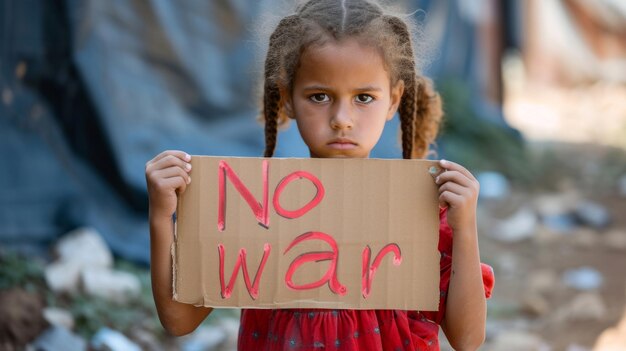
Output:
left=436, top=78, right=534, bottom=185
left=0, top=250, right=46, bottom=292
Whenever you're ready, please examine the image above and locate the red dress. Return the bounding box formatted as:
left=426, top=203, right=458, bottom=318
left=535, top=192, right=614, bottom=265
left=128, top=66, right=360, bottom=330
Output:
left=238, top=208, right=495, bottom=350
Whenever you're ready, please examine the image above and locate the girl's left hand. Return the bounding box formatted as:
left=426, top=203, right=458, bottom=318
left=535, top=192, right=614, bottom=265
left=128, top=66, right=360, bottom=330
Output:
left=434, top=159, right=480, bottom=232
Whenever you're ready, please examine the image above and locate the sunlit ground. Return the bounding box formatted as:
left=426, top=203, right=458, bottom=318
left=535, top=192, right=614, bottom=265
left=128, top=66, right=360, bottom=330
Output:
left=448, top=53, right=626, bottom=351
left=503, top=54, right=626, bottom=149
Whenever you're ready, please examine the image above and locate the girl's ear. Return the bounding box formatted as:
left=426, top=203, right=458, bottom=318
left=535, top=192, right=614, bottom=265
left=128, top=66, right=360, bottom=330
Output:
left=279, top=84, right=295, bottom=119
left=386, top=80, right=405, bottom=121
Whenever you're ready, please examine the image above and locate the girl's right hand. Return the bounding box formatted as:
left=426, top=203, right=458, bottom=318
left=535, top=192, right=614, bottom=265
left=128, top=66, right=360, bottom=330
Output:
left=145, top=150, right=192, bottom=218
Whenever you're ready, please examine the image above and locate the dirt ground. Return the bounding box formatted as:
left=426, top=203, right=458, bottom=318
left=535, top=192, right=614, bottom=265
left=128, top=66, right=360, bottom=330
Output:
left=448, top=140, right=626, bottom=351
left=476, top=66, right=626, bottom=350
left=482, top=197, right=626, bottom=349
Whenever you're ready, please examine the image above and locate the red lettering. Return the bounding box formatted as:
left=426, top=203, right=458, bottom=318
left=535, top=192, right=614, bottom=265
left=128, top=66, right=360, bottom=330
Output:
left=361, top=244, right=402, bottom=298
left=283, top=232, right=346, bottom=295
left=218, top=160, right=269, bottom=231
left=217, top=243, right=271, bottom=300
left=273, top=171, right=324, bottom=219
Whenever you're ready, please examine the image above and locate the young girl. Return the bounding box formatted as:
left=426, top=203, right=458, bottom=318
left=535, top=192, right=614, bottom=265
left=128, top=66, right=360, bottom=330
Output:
left=146, top=0, right=494, bottom=350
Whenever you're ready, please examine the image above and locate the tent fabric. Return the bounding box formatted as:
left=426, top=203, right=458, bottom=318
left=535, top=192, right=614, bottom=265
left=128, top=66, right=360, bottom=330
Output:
left=1, top=0, right=514, bottom=264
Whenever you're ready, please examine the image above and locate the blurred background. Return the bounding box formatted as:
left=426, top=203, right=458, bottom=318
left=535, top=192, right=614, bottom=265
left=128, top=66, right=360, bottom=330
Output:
left=1, top=0, right=625, bottom=350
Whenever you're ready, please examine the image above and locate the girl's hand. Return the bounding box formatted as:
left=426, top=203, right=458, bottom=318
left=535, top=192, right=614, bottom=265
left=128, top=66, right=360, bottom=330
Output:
left=434, top=159, right=480, bottom=232
left=145, top=150, right=192, bottom=219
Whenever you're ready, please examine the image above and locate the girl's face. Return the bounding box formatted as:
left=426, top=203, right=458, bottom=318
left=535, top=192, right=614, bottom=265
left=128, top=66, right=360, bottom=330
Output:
left=283, top=38, right=404, bottom=158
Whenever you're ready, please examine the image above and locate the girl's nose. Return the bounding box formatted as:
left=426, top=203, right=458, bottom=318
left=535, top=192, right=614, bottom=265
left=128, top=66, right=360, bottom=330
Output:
left=330, top=102, right=353, bottom=130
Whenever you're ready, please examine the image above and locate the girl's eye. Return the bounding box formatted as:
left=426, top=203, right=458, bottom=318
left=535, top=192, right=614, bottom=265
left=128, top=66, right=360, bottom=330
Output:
left=356, top=94, right=374, bottom=103
left=309, top=93, right=329, bottom=103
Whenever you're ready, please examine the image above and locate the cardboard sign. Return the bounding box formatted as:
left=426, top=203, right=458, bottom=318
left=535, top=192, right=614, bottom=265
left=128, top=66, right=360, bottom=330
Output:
left=173, top=156, right=441, bottom=311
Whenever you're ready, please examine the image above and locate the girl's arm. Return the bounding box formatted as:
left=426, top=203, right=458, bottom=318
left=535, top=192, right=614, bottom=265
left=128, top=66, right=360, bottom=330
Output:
left=146, top=150, right=213, bottom=336
left=434, top=160, right=487, bottom=350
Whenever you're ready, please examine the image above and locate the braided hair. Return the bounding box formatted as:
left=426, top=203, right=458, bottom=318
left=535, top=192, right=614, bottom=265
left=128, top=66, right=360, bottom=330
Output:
left=262, top=0, right=442, bottom=159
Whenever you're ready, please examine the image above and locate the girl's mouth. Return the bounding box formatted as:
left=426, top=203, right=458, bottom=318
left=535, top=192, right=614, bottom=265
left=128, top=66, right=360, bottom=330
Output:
left=328, top=138, right=357, bottom=150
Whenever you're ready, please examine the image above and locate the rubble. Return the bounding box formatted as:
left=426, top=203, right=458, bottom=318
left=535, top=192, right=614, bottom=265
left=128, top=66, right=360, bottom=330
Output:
left=81, top=268, right=141, bottom=304
left=44, top=227, right=113, bottom=294
left=28, top=326, right=86, bottom=351
left=42, top=307, right=74, bottom=330
left=180, top=325, right=227, bottom=351
left=555, top=293, right=607, bottom=323
left=91, top=327, right=141, bottom=351
left=562, top=267, right=604, bottom=291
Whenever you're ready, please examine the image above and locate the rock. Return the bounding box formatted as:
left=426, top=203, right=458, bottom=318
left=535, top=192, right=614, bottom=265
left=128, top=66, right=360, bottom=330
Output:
left=45, top=227, right=113, bottom=294
left=129, top=328, right=165, bottom=351
left=571, top=228, right=600, bottom=248
left=603, top=229, right=626, bottom=251
left=81, top=268, right=141, bottom=304
left=533, top=193, right=579, bottom=233
left=91, top=327, right=141, bottom=351
left=490, top=207, right=538, bottom=242
left=477, top=172, right=510, bottom=200
left=494, top=253, right=521, bottom=277
left=521, top=293, right=550, bottom=317
left=563, top=267, right=604, bottom=291
left=485, top=318, right=534, bottom=345
left=575, top=201, right=611, bottom=229
left=180, top=325, right=227, bottom=351
left=486, top=330, right=549, bottom=351
left=542, top=213, right=577, bottom=233
left=533, top=224, right=562, bottom=244
left=55, top=227, right=113, bottom=268
left=28, top=326, right=86, bottom=351
left=533, top=192, right=579, bottom=217
left=557, top=292, right=607, bottom=322
left=0, top=288, right=48, bottom=348
left=44, top=261, right=82, bottom=293
left=43, top=307, right=74, bottom=330
left=528, top=269, right=559, bottom=295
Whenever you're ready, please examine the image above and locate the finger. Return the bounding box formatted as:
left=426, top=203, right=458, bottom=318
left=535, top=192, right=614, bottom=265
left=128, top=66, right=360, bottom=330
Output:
left=438, top=159, right=476, bottom=181
left=147, top=169, right=190, bottom=196
left=438, top=181, right=469, bottom=197
left=435, top=170, right=475, bottom=189
left=439, top=190, right=464, bottom=208
left=162, top=176, right=188, bottom=195
left=148, top=154, right=192, bottom=174
left=148, top=150, right=191, bottom=167
left=154, top=167, right=191, bottom=185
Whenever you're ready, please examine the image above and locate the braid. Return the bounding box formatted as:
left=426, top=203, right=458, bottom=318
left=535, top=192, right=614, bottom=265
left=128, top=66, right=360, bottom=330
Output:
left=383, top=15, right=417, bottom=159
left=383, top=15, right=442, bottom=159
left=262, top=15, right=301, bottom=157
left=399, top=77, right=417, bottom=159
left=413, top=76, right=442, bottom=158
left=263, top=81, right=280, bottom=157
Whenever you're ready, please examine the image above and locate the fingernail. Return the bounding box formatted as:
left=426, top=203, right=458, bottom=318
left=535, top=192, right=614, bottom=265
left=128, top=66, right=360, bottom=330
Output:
left=185, top=154, right=191, bottom=161
left=440, top=159, right=447, bottom=166
left=185, top=163, right=192, bottom=171
left=187, top=176, right=191, bottom=184
left=435, top=176, right=440, bottom=183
